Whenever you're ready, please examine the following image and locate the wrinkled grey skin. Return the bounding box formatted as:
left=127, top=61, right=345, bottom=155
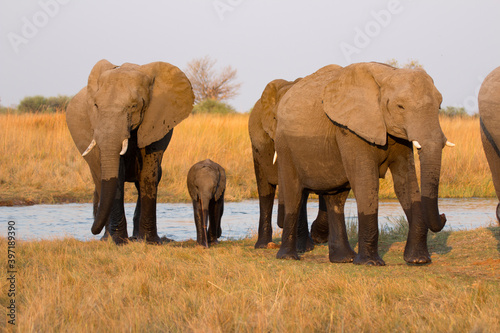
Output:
left=187, top=159, right=226, bottom=247
left=479, top=66, right=500, bottom=224
left=275, top=62, right=449, bottom=265
left=249, top=78, right=324, bottom=251
left=66, top=59, right=194, bottom=244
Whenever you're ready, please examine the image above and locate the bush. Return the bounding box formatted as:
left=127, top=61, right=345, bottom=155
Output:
left=439, top=106, right=471, bottom=118
left=192, top=99, right=236, bottom=114
left=18, top=95, right=72, bottom=113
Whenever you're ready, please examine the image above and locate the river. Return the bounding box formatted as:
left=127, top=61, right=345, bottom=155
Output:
left=1, top=198, right=498, bottom=242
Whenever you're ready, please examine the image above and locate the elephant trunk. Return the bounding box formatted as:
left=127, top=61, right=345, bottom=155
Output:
left=418, top=143, right=446, bottom=232
left=91, top=141, right=122, bottom=235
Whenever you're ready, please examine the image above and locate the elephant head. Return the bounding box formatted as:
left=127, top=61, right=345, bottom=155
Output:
left=322, top=62, right=452, bottom=232
left=67, top=59, right=194, bottom=235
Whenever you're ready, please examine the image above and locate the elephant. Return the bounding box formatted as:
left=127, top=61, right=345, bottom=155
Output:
left=187, top=159, right=226, bottom=247
left=479, top=66, right=500, bottom=223
left=274, top=62, right=454, bottom=265
left=248, top=78, right=327, bottom=251
left=66, top=59, right=194, bottom=244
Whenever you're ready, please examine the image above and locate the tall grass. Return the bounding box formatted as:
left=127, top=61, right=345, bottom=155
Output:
left=0, top=112, right=495, bottom=205
left=0, top=226, right=498, bottom=331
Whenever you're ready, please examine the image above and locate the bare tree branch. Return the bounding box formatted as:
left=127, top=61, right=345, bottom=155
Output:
left=185, top=56, right=241, bottom=103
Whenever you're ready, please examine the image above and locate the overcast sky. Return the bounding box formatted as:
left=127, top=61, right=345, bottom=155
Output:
left=1, top=0, right=499, bottom=113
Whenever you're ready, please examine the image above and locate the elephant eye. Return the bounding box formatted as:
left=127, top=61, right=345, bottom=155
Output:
left=94, top=103, right=98, bottom=109
left=397, top=104, right=405, bottom=110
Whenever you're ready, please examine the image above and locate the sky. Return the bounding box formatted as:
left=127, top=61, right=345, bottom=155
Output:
left=1, top=0, right=499, bottom=114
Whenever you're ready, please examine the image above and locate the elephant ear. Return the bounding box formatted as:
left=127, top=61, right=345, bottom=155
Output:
left=260, top=79, right=294, bottom=141
left=322, top=63, right=387, bottom=146
left=87, top=59, right=118, bottom=98
left=136, top=62, right=194, bottom=148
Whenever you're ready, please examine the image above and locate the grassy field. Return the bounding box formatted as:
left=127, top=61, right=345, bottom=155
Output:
left=0, top=112, right=496, bottom=205
left=1, top=225, right=499, bottom=331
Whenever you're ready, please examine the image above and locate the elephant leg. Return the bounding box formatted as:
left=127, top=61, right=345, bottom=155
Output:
left=324, top=190, right=356, bottom=263
left=193, top=199, right=209, bottom=247
left=103, top=159, right=128, bottom=244
left=255, top=185, right=276, bottom=249
left=208, top=196, right=224, bottom=245
left=131, top=181, right=141, bottom=239
left=137, top=151, right=162, bottom=244
left=310, top=195, right=329, bottom=244
left=481, top=127, right=500, bottom=222
left=343, top=153, right=384, bottom=266
left=297, top=193, right=314, bottom=253
left=389, top=142, right=431, bottom=264
left=277, top=190, right=285, bottom=229
left=276, top=162, right=305, bottom=260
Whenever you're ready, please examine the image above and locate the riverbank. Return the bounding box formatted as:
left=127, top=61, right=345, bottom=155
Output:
left=0, top=112, right=495, bottom=206
left=1, top=226, right=498, bottom=331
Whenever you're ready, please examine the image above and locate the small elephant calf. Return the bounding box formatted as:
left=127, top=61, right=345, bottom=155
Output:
left=187, top=159, right=226, bottom=247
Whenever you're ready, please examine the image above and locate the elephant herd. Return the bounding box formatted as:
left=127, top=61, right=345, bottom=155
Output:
left=66, top=60, right=500, bottom=266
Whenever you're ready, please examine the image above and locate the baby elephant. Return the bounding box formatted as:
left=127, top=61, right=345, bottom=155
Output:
left=187, top=159, right=226, bottom=247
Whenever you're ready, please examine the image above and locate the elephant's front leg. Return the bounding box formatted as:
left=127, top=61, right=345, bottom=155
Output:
left=348, top=167, right=384, bottom=265
left=137, top=150, right=162, bottom=244
left=310, top=195, right=329, bottom=244
left=324, top=190, right=356, bottom=263
left=389, top=143, right=431, bottom=264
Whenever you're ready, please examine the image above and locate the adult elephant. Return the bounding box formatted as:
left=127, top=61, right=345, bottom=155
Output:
left=249, top=78, right=326, bottom=251
left=275, top=62, right=453, bottom=265
left=66, top=59, right=194, bottom=244
left=479, top=66, right=500, bottom=223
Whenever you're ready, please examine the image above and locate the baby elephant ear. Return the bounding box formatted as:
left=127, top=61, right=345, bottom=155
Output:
left=260, top=79, right=294, bottom=141
left=137, top=62, right=195, bottom=148
left=322, top=63, right=387, bottom=146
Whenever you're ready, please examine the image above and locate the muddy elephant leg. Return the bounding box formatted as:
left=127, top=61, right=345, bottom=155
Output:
left=131, top=181, right=141, bottom=239
left=137, top=151, right=162, bottom=244
left=390, top=142, right=431, bottom=264
left=103, top=158, right=128, bottom=244
left=276, top=160, right=304, bottom=260
left=255, top=185, right=276, bottom=248
left=311, top=195, right=329, bottom=244
left=481, top=125, right=500, bottom=222
left=277, top=189, right=284, bottom=229
left=324, top=190, right=356, bottom=263
left=208, top=196, right=224, bottom=245
left=193, top=199, right=208, bottom=247
left=297, top=193, right=314, bottom=253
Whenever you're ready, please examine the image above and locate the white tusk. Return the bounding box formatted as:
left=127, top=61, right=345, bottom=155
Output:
left=273, top=152, right=277, bottom=165
left=119, top=139, right=128, bottom=156
left=412, top=141, right=422, bottom=149
left=82, top=139, right=96, bottom=157
left=446, top=141, right=455, bottom=147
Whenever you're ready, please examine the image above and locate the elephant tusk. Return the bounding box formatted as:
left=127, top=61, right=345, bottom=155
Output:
left=446, top=141, right=455, bottom=147
left=412, top=141, right=422, bottom=149
left=82, top=139, right=96, bottom=157
left=273, top=152, right=277, bottom=165
left=119, top=139, right=128, bottom=156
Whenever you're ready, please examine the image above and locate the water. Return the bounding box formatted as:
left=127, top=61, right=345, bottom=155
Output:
left=1, top=198, right=498, bottom=242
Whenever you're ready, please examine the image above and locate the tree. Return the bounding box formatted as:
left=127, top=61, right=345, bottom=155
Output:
left=185, top=56, right=241, bottom=103
left=18, top=95, right=71, bottom=113
left=386, top=58, right=423, bottom=69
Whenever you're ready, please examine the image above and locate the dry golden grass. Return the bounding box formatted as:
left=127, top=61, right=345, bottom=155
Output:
left=0, top=112, right=495, bottom=205
left=1, top=227, right=499, bottom=332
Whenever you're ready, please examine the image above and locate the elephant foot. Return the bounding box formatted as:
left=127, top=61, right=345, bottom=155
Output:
left=404, top=246, right=432, bottom=265
left=310, top=221, right=329, bottom=244
left=144, top=234, right=162, bottom=245
left=255, top=237, right=273, bottom=249
left=276, top=247, right=300, bottom=260
left=353, top=253, right=385, bottom=266
left=296, top=234, right=315, bottom=253
left=329, top=247, right=356, bottom=263
left=208, top=239, right=219, bottom=246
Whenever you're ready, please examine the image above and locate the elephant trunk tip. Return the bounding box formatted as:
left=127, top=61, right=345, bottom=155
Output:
left=428, top=213, right=447, bottom=233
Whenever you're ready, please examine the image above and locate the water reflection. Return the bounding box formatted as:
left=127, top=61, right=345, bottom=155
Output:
left=1, top=198, right=498, bottom=242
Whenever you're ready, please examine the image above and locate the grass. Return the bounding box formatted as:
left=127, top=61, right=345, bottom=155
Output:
left=1, top=226, right=498, bottom=332
left=0, top=112, right=496, bottom=205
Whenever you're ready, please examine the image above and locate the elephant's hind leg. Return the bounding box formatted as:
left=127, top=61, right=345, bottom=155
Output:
left=324, top=190, right=356, bottom=263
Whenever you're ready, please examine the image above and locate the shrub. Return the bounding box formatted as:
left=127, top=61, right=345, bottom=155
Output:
left=18, top=95, right=72, bottom=113
left=192, top=99, right=236, bottom=114
left=439, top=106, right=471, bottom=118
